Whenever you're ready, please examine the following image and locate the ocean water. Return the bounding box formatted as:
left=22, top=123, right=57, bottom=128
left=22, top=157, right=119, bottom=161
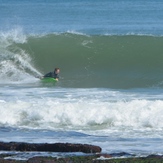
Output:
left=0, top=0, right=163, bottom=159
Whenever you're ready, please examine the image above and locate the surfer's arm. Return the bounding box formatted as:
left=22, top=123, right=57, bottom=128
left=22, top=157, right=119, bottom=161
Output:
left=44, top=72, right=52, bottom=78
left=54, top=73, right=59, bottom=81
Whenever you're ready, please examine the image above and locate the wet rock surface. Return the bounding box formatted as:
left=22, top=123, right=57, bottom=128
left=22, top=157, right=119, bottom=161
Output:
left=0, top=142, right=101, bottom=153
left=0, top=155, right=163, bottom=163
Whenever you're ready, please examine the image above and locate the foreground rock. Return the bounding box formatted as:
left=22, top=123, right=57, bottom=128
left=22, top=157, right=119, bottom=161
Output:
left=28, top=155, right=163, bottom=163
left=0, top=155, right=163, bottom=163
left=0, top=142, right=101, bottom=153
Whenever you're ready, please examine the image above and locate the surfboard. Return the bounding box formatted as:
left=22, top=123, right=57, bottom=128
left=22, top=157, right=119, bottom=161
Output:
left=41, top=77, right=57, bottom=83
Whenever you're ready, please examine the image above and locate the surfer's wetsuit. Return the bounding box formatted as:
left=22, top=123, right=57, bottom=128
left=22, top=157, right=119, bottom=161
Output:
left=44, top=72, right=59, bottom=79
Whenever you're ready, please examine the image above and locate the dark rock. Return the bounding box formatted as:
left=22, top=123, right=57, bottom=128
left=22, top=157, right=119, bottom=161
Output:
left=0, top=158, right=25, bottom=163
left=110, top=152, right=135, bottom=157
left=0, top=142, right=101, bottom=153
left=26, top=155, right=163, bottom=163
left=0, top=154, right=163, bottom=163
left=147, top=154, right=163, bottom=159
left=27, top=157, right=57, bottom=163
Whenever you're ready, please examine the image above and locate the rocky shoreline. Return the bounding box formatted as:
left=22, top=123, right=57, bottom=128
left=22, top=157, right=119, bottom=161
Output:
left=0, top=154, right=163, bottom=163
left=0, top=142, right=162, bottom=163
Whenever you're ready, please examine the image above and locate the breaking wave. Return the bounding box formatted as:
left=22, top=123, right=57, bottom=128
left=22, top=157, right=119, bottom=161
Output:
left=1, top=28, right=163, bottom=88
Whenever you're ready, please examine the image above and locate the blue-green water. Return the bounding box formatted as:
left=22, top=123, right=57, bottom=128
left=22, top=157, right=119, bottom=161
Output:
left=1, top=0, right=163, bottom=35
left=0, top=0, right=163, bottom=159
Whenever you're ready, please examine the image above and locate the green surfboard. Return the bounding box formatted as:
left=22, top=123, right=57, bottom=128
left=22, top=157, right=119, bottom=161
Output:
left=41, top=77, right=57, bottom=83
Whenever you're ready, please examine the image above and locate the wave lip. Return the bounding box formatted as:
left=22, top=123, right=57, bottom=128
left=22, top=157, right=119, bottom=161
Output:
left=0, top=28, right=42, bottom=83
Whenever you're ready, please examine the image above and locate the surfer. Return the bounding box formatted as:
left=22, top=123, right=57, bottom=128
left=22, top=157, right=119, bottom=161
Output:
left=43, top=68, right=60, bottom=81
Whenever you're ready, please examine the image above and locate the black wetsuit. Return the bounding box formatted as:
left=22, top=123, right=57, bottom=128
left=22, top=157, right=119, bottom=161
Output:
left=44, top=72, right=59, bottom=79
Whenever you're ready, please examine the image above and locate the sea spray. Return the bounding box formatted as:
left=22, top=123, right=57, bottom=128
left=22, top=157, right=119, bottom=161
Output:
left=0, top=28, right=42, bottom=83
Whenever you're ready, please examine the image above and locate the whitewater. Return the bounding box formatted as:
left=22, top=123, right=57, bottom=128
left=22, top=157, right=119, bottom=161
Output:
left=0, top=0, right=163, bottom=159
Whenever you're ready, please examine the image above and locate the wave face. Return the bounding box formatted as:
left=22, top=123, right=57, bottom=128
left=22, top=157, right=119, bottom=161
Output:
left=1, top=30, right=163, bottom=88
left=17, top=33, right=163, bottom=88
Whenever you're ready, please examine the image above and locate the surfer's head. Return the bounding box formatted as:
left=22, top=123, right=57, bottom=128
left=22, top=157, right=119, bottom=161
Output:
left=54, top=68, right=60, bottom=74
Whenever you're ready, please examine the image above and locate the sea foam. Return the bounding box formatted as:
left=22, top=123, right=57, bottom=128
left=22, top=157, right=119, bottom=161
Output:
left=0, top=88, right=162, bottom=138
left=0, top=28, right=42, bottom=83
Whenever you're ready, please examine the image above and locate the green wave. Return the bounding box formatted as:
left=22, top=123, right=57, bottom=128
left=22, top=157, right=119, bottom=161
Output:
left=13, top=33, right=163, bottom=88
